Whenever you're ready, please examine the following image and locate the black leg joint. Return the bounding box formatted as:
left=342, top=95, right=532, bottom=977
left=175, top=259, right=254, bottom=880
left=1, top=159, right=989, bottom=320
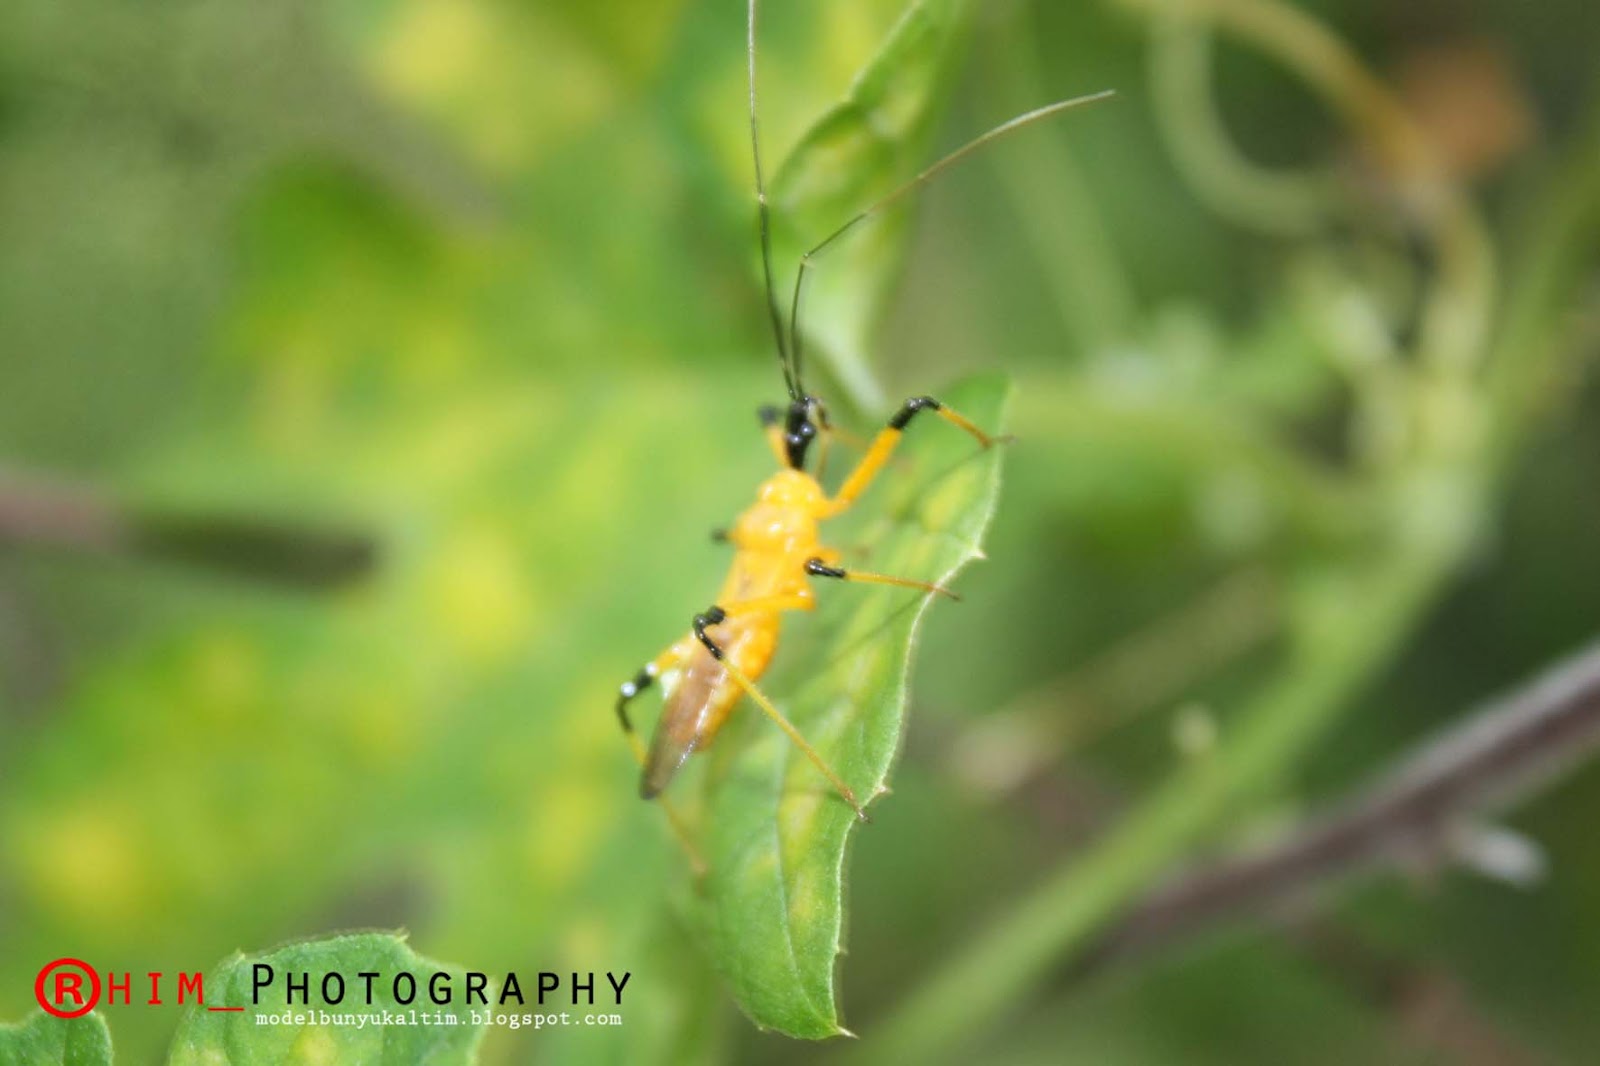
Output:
left=757, top=404, right=781, bottom=427
left=710, top=527, right=730, bottom=544
left=693, top=606, right=727, bottom=660
left=889, top=395, right=942, bottom=430
left=805, top=558, right=847, bottom=579
left=616, top=666, right=655, bottom=732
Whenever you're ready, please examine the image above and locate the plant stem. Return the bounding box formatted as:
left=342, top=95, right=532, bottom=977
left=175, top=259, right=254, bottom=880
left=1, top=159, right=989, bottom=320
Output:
left=1485, top=94, right=1600, bottom=463
left=0, top=474, right=377, bottom=590
left=1084, top=638, right=1600, bottom=969
left=858, top=553, right=1445, bottom=1063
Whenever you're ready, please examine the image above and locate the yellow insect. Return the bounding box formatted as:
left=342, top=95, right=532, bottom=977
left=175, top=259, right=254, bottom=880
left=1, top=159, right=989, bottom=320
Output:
left=615, top=0, right=1109, bottom=859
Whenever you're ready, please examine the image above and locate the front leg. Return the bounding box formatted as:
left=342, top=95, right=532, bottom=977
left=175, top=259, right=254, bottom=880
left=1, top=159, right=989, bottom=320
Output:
left=825, top=395, right=996, bottom=516
left=804, top=557, right=960, bottom=600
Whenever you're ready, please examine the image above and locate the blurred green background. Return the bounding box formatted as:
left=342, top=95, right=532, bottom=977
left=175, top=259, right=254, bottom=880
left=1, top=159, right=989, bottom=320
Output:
left=2, top=0, right=1598, bottom=1062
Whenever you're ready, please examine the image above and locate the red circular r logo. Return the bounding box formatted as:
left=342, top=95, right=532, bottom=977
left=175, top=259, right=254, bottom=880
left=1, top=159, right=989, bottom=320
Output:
left=35, top=958, right=101, bottom=1018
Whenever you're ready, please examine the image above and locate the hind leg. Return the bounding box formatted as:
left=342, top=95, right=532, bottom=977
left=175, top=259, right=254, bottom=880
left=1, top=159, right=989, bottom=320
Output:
left=615, top=646, right=705, bottom=873
left=692, top=604, right=868, bottom=821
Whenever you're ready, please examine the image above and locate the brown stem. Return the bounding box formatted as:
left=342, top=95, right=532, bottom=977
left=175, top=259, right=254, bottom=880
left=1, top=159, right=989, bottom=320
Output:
left=0, top=473, right=377, bottom=590
left=1080, top=638, right=1600, bottom=972
left=0, top=476, right=123, bottom=551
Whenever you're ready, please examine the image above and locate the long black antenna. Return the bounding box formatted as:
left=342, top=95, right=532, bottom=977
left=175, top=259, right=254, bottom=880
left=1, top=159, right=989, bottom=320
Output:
left=786, top=90, right=1117, bottom=385
left=748, top=0, right=800, bottom=401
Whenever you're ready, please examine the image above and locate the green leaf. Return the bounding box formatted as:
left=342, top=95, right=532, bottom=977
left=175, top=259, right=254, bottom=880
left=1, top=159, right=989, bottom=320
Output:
left=0, top=1011, right=112, bottom=1066
left=770, top=0, right=972, bottom=411
left=168, top=933, right=485, bottom=1066
left=695, top=373, right=1010, bottom=1038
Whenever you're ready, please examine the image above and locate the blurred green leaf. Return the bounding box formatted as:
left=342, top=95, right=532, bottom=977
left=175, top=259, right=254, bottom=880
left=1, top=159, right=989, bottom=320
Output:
left=770, top=0, right=970, bottom=410
left=168, top=933, right=485, bottom=1066
left=694, top=373, right=1009, bottom=1038
left=0, top=1011, right=112, bottom=1066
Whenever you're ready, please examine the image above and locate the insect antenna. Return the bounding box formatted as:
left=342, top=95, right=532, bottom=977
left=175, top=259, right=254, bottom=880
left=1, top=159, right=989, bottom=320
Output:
left=786, top=90, right=1117, bottom=386
left=747, top=0, right=801, bottom=402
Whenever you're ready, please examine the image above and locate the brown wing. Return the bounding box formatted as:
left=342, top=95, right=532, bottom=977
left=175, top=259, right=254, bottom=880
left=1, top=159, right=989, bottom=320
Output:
left=641, top=638, right=728, bottom=798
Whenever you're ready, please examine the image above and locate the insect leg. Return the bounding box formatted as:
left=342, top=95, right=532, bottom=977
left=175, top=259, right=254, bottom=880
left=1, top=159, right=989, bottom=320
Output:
left=814, top=417, right=834, bottom=482
left=758, top=404, right=789, bottom=467
left=811, top=405, right=871, bottom=482
left=691, top=604, right=868, bottom=821
left=825, top=396, right=998, bottom=515
left=616, top=648, right=680, bottom=741
left=804, top=557, right=960, bottom=601
left=616, top=647, right=706, bottom=874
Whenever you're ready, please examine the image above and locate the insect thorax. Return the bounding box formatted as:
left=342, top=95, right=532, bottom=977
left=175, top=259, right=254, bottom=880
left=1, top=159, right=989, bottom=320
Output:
left=733, top=470, right=825, bottom=552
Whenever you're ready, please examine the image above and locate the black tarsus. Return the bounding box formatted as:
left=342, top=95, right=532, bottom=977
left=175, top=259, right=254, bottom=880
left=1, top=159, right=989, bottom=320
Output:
left=615, top=666, right=657, bottom=734
left=805, top=558, right=847, bottom=579
left=693, top=605, right=728, bottom=660
left=890, top=395, right=942, bottom=430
